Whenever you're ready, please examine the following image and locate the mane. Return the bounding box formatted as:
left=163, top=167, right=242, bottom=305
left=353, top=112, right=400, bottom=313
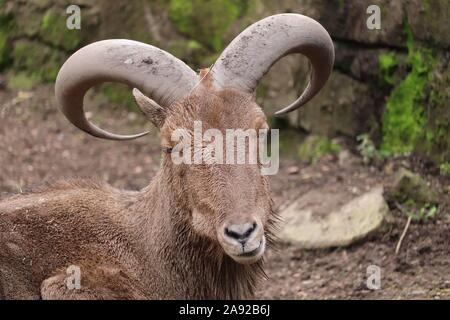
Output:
left=23, top=177, right=113, bottom=195
left=218, top=207, right=279, bottom=300
left=169, top=200, right=280, bottom=299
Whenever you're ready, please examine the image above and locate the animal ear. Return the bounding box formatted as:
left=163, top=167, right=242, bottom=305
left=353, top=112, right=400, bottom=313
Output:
left=132, top=88, right=166, bottom=129
left=252, top=116, right=269, bottom=131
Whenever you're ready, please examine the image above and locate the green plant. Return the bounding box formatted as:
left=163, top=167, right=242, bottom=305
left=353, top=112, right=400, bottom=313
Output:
left=99, top=83, right=137, bottom=112
left=0, top=28, right=9, bottom=68
left=439, top=162, right=450, bottom=176
left=381, top=23, right=436, bottom=156
left=379, top=52, right=398, bottom=85
left=168, top=0, right=244, bottom=52
left=356, top=133, right=380, bottom=164
left=0, top=6, right=14, bottom=70
left=298, top=135, right=341, bottom=164
left=405, top=203, right=438, bottom=222
left=11, top=40, right=65, bottom=83
left=40, top=9, right=84, bottom=51
left=7, top=72, right=40, bottom=89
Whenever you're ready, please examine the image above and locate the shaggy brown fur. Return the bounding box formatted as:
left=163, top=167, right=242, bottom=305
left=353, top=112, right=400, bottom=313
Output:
left=0, top=78, right=279, bottom=300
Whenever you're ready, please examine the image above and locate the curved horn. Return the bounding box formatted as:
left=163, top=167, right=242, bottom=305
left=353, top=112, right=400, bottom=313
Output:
left=211, top=13, right=334, bottom=115
left=55, top=39, right=197, bottom=140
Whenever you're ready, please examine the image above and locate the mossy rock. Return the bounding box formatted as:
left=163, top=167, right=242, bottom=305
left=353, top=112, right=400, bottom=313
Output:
left=96, top=0, right=153, bottom=44
left=280, top=186, right=388, bottom=249
left=0, top=27, right=10, bottom=69
left=0, top=4, right=14, bottom=70
left=6, top=72, right=41, bottom=90
left=168, top=0, right=245, bottom=52
left=391, top=168, right=439, bottom=207
left=167, top=39, right=212, bottom=68
left=380, top=23, right=436, bottom=156
left=378, top=52, right=399, bottom=86
left=312, top=0, right=406, bottom=47
left=298, top=135, right=341, bottom=163
left=440, top=163, right=450, bottom=176
left=97, top=83, right=138, bottom=113
left=296, top=71, right=376, bottom=137
left=39, top=8, right=86, bottom=51
left=406, top=0, right=450, bottom=48
left=11, top=39, right=67, bottom=84
left=15, top=6, right=42, bottom=38
left=419, top=57, right=450, bottom=163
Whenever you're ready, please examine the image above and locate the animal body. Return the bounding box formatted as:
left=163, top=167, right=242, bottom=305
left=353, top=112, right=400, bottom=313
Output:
left=0, top=14, right=334, bottom=299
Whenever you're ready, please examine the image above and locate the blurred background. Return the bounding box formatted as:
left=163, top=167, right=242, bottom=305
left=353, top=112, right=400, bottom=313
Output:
left=0, top=0, right=449, bottom=299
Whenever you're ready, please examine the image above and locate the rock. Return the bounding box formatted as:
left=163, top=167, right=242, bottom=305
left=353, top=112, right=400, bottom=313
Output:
left=293, top=71, right=377, bottom=137
left=312, top=0, right=406, bottom=48
left=444, top=186, right=450, bottom=195
left=287, top=166, right=299, bottom=175
left=11, top=39, right=67, bottom=83
left=420, top=56, right=450, bottom=163
left=279, top=186, right=388, bottom=248
left=391, top=168, right=439, bottom=206
left=334, top=42, right=407, bottom=85
left=406, top=0, right=450, bottom=49
left=257, top=54, right=307, bottom=115
left=338, top=150, right=361, bottom=168
left=411, top=289, right=428, bottom=296
left=383, top=162, right=395, bottom=175
left=0, top=76, right=6, bottom=90
left=3, top=0, right=449, bottom=163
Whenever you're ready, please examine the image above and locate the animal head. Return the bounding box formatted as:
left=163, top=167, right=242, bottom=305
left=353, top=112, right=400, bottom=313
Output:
left=55, top=14, right=334, bottom=264
left=144, top=81, right=273, bottom=264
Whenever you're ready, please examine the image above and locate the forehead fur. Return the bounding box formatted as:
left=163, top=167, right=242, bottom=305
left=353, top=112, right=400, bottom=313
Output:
left=163, top=86, right=266, bottom=133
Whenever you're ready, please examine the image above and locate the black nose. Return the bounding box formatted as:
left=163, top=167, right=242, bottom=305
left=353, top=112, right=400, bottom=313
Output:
left=224, top=222, right=257, bottom=244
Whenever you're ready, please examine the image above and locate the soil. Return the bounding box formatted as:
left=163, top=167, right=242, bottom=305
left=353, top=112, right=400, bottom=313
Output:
left=1, top=85, right=449, bottom=299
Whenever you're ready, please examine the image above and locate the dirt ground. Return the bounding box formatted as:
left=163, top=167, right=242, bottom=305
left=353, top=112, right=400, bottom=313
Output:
left=1, top=85, right=449, bottom=299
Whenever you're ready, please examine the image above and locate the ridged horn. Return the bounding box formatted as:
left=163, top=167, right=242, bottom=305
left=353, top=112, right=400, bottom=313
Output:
left=55, top=39, right=197, bottom=140
left=211, top=13, right=334, bottom=115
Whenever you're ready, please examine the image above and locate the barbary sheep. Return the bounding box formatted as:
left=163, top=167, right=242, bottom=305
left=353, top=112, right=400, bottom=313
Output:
left=0, top=13, right=334, bottom=299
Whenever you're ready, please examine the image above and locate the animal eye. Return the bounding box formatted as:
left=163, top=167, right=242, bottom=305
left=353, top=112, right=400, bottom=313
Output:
left=161, top=147, right=173, bottom=154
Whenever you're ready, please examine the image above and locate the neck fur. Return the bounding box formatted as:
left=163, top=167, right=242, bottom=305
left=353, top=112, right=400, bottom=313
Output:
left=132, top=164, right=267, bottom=299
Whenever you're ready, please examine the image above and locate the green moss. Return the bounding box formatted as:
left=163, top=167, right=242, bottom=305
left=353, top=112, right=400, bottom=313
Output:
left=12, top=40, right=66, bottom=83
left=421, top=56, right=450, bottom=163
left=440, top=162, right=450, bottom=176
left=168, top=39, right=210, bottom=68
left=357, top=133, right=382, bottom=164
left=392, top=168, right=439, bottom=206
left=168, top=0, right=244, bottom=52
left=256, top=82, right=269, bottom=101
left=7, top=72, right=41, bottom=89
left=380, top=24, right=436, bottom=155
left=336, top=0, right=345, bottom=11
left=406, top=203, right=438, bottom=223
left=0, top=28, right=8, bottom=68
left=40, top=9, right=83, bottom=51
left=4, top=8, right=84, bottom=83
left=0, top=7, right=14, bottom=70
left=422, top=0, right=431, bottom=14
left=378, top=52, right=398, bottom=85
left=99, top=84, right=138, bottom=112
left=298, top=135, right=341, bottom=164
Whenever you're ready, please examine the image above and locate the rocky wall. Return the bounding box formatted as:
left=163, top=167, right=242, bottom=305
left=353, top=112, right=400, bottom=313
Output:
left=0, top=0, right=448, bottom=163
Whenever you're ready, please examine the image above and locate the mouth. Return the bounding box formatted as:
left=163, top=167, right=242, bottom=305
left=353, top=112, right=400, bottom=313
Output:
left=238, top=241, right=262, bottom=257
left=224, top=236, right=266, bottom=264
